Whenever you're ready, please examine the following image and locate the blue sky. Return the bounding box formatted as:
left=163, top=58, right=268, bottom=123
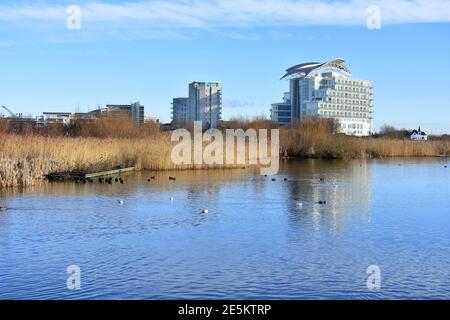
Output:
left=1, top=0, right=450, bottom=133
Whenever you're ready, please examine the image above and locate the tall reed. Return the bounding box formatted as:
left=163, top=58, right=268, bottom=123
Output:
left=280, top=118, right=450, bottom=158
left=1, top=117, right=449, bottom=188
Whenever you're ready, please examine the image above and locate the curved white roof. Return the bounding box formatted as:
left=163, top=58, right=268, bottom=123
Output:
left=281, top=59, right=351, bottom=80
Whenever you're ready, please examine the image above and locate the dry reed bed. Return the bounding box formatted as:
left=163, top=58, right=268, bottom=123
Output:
left=276, top=118, right=450, bottom=159
left=281, top=129, right=450, bottom=159
left=0, top=133, right=249, bottom=188
left=1, top=117, right=450, bottom=188
left=0, top=134, right=174, bottom=188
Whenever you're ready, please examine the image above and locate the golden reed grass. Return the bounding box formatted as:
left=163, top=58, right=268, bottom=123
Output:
left=279, top=118, right=450, bottom=159
left=0, top=117, right=249, bottom=188
left=1, top=117, right=449, bottom=188
left=0, top=134, right=168, bottom=188
left=0, top=133, right=252, bottom=188
left=220, top=117, right=450, bottom=158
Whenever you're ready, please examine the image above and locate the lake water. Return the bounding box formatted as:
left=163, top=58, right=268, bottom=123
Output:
left=0, top=159, right=449, bottom=300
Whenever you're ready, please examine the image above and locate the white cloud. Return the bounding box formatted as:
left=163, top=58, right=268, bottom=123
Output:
left=0, top=0, right=449, bottom=30
left=223, top=98, right=257, bottom=108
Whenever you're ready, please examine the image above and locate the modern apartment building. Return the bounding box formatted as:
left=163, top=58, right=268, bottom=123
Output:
left=189, top=82, right=222, bottom=128
left=270, top=92, right=292, bottom=124
left=172, top=82, right=222, bottom=128
left=171, top=97, right=190, bottom=127
left=273, top=59, right=374, bottom=136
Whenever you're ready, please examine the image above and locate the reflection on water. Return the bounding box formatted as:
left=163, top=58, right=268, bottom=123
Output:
left=0, top=159, right=449, bottom=299
left=281, top=159, right=372, bottom=234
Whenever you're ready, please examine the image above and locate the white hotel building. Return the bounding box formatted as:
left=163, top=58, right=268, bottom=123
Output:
left=273, top=59, right=374, bottom=136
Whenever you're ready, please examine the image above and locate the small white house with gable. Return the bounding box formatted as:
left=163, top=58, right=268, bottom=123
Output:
left=410, top=127, right=428, bottom=141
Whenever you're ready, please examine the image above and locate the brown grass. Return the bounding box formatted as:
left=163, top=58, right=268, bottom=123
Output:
left=0, top=115, right=162, bottom=139
left=280, top=118, right=450, bottom=158
left=0, top=129, right=247, bottom=188
left=221, top=116, right=279, bottom=131
left=76, top=117, right=162, bottom=139
left=1, top=117, right=449, bottom=188
left=0, top=134, right=175, bottom=188
left=219, top=116, right=450, bottom=158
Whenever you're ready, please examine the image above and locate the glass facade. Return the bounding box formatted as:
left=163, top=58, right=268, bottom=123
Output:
left=172, top=97, right=189, bottom=126
left=270, top=93, right=291, bottom=124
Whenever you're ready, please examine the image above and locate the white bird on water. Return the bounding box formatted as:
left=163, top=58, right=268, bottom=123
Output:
left=117, top=200, right=124, bottom=205
left=297, top=202, right=303, bottom=207
left=201, top=209, right=209, bottom=214
left=0, top=207, right=7, bottom=212
left=170, top=196, right=174, bottom=201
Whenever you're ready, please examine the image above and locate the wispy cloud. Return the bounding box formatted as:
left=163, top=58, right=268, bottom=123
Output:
left=0, top=0, right=449, bottom=39
left=1, top=0, right=450, bottom=24
left=223, top=98, right=257, bottom=109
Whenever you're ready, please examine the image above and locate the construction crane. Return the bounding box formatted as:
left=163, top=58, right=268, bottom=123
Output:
left=1, top=105, right=17, bottom=118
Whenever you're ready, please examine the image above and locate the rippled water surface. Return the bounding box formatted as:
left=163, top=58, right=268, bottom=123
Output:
left=1, top=159, right=450, bottom=299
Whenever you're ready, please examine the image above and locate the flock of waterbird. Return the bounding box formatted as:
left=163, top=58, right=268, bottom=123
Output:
left=0, top=173, right=360, bottom=213
left=114, top=174, right=327, bottom=213
left=1, top=164, right=448, bottom=213
left=74, top=176, right=124, bottom=184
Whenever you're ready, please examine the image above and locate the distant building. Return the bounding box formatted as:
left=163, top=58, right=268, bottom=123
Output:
left=270, top=92, right=291, bottom=124
left=38, top=112, right=72, bottom=126
left=36, top=111, right=97, bottom=126
left=411, top=127, right=428, bottom=141
left=172, top=97, right=190, bottom=127
left=275, top=59, right=374, bottom=136
left=72, top=112, right=97, bottom=123
left=172, top=82, right=222, bottom=128
left=36, top=101, right=144, bottom=127
left=144, top=116, right=159, bottom=124
left=104, top=102, right=144, bottom=124
left=189, top=82, right=222, bottom=128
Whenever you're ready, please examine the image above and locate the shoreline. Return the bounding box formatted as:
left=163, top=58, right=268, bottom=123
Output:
left=1, top=123, right=450, bottom=188
left=1, top=151, right=449, bottom=190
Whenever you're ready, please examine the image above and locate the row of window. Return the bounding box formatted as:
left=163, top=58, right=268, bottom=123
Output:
left=345, top=130, right=366, bottom=135
left=274, top=111, right=291, bottom=117
left=272, top=105, right=291, bottom=111
left=329, top=91, right=370, bottom=100
left=341, top=123, right=365, bottom=130
left=335, top=85, right=371, bottom=93
left=335, top=79, right=370, bottom=87
left=320, top=110, right=370, bottom=118
left=319, top=103, right=370, bottom=111
left=328, top=98, right=370, bottom=106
